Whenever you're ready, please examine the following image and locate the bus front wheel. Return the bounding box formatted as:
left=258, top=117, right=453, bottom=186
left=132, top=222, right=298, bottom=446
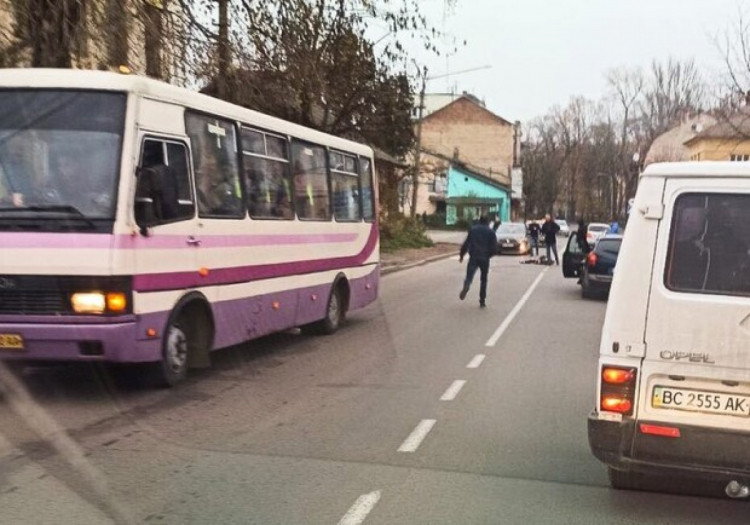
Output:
left=153, top=303, right=213, bottom=387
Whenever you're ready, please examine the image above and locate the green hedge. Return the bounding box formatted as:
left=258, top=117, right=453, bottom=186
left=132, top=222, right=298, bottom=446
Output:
left=380, top=217, right=434, bottom=252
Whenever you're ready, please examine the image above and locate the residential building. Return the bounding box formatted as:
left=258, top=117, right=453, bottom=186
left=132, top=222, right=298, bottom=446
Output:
left=644, top=114, right=717, bottom=166
left=445, top=163, right=511, bottom=225
left=684, top=110, right=750, bottom=161
left=405, top=92, right=519, bottom=220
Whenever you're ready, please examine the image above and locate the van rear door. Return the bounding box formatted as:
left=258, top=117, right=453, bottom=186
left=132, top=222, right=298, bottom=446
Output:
left=639, top=177, right=750, bottom=434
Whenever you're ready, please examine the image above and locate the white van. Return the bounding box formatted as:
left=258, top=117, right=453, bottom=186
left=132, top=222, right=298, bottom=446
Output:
left=589, top=162, right=750, bottom=498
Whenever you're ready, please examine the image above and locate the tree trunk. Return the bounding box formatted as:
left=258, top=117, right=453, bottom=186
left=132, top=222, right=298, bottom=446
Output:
left=144, top=0, right=164, bottom=78
left=106, top=0, right=129, bottom=68
left=216, top=0, right=230, bottom=99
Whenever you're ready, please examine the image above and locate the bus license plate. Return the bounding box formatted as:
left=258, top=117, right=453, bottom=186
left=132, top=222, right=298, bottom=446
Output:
left=0, top=333, right=24, bottom=351
left=652, top=386, right=750, bottom=418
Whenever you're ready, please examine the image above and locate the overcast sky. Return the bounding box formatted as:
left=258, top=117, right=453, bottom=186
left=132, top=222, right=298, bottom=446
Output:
left=398, top=0, right=744, bottom=123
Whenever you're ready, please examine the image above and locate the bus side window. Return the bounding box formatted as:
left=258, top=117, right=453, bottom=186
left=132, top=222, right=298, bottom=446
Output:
left=360, top=157, right=375, bottom=222
left=136, top=139, right=194, bottom=227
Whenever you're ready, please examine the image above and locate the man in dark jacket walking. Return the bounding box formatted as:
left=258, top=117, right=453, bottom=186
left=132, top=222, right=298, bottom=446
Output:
left=541, top=214, right=560, bottom=265
left=459, top=215, right=497, bottom=307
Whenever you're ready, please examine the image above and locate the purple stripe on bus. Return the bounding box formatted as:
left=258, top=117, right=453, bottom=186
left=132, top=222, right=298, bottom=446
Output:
left=133, top=223, right=379, bottom=292
left=114, top=232, right=359, bottom=250
left=0, top=231, right=360, bottom=250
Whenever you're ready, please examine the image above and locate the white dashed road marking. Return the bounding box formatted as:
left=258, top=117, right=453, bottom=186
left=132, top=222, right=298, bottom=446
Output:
left=485, top=268, right=547, bottom=347
left=440, top=380, right=467, bottom=401
left=466, top=354, right=486, bottom=368
left=397, top=419, right=436, bottom=453
left=338, top=490, right=382, bottom=525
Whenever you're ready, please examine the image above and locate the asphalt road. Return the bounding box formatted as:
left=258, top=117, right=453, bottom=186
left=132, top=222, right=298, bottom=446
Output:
left=0, top=252, right=748, bottom=524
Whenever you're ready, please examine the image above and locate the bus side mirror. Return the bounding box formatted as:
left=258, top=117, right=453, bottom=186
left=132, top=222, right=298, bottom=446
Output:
left=134, top=166, right=161, bottom=236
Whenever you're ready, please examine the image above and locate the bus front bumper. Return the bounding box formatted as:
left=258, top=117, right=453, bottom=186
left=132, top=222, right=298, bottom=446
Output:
left=588, top=410, right=750, bottom=481
left=0, top=316, right=161, bottom=363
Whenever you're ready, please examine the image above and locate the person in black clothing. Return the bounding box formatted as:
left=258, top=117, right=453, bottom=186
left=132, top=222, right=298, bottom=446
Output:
left=527, top=220, right=541, bottom=256
left=541, top=214, right=560, bottom=265
left=459, top=215, right=497, bottom=307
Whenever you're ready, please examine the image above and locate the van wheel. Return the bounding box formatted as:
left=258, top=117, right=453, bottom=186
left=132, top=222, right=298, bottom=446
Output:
left=302, top=285, right=344, bottom=335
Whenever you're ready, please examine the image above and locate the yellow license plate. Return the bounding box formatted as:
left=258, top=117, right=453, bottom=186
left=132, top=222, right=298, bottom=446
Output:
left=0, top=333, right=24, bottom=350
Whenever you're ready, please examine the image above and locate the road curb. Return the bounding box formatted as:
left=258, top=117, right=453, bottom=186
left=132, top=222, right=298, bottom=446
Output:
left=381, top=251, right=458, bottom=276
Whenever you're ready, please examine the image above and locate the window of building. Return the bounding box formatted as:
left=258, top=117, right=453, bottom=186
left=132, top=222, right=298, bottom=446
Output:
left=665, top=193, right=750, bottom=296
left=730, top=154, right=750, bottom=161
left=330, top=150, right=360, bottom=221
left=241, top=127, right=293, bottom=220
left=136, top=138, right=194, bottom=224
left=185, top=112, right=244, bottom=218
left=291, top=140, right=330, bottom=220
left=360, top=157, right=375, bottom=222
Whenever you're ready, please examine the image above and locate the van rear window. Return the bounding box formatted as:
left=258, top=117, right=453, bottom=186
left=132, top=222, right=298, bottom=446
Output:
left=665, top=193, right=750, bottom=296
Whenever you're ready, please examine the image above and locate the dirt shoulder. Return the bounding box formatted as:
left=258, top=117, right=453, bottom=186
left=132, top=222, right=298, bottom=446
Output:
left=380, top=242, right=458, bottom=271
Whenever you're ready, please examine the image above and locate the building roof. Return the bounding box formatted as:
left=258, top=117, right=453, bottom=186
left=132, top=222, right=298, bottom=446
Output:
left=422, top=94, right=513, bottom=126
left=420, top=92, right=486, bottom=117
left=644, top=114, right=717, bottom=164
left=450, top=163, right=510, bottom=192
left=421, top=147, right=510, bottom=188
left=684, top=108, right=750, bottom=145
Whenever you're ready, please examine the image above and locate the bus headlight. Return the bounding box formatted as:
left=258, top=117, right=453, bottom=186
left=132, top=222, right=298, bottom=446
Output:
left=71, top=292, right=106, bottom=314
left=70, top=292, right=127, bottom=314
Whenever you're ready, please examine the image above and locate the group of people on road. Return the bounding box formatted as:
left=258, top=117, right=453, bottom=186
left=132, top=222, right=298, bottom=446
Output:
left=458, top=214, right=562, bottom=307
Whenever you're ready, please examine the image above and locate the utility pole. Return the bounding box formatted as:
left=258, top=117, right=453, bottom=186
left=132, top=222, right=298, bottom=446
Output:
left=411, top=66, right=427, bottom=219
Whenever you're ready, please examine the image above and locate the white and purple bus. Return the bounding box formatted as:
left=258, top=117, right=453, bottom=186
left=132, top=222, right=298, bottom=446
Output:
left=0, top=69, right=379, bottom=386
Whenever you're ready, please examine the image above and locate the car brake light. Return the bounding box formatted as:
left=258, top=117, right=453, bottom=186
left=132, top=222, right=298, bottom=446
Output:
left=587, top=252, right=598, bottom=267
left=600, top=365, right=637, bottom=416
left=602, top=367, right=635, bottom=384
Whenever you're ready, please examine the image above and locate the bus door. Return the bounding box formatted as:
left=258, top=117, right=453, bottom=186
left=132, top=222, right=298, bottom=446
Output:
left=134, top=135, right=199, bottom=281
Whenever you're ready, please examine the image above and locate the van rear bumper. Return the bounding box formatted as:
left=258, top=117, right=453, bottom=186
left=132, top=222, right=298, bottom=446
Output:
left=588, top=410, right=750, bottom=480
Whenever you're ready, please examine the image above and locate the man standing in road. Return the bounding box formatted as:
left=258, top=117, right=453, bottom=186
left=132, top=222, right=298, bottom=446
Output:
left=459, top=215, right=497, bottom=308
left=541, top=214, right=560, bottom=265
left=527, top=220, right=541, bottom=256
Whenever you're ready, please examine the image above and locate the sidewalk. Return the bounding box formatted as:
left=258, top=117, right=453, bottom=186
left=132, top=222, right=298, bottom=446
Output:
left=381, top=243, right=458, bottom=275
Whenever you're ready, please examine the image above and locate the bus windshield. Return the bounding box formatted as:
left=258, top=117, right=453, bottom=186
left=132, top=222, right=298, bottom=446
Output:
left=0, top=90, right=126, bottom=225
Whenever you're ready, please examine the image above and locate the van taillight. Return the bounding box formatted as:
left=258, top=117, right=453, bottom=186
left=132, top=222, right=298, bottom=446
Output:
left=600, top=366, right=637, bottom=416
left=587, top=252, right=598, bottom=268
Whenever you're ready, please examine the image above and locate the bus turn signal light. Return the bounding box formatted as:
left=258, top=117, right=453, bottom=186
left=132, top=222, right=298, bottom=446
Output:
left=602, top=367, right=636, bottom=384
left=601, top=396, right=632, bottom=414
left=106, top=292, right=127, bottom=312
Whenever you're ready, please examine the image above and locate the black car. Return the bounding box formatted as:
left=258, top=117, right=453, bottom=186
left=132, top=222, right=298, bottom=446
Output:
left=562, top=234, right=623, bottom=299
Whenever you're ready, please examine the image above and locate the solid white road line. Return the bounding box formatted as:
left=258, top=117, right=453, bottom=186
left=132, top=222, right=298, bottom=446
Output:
left=485, top=268, right=548, bottom=347
left=440, top=379, right=467, bottom=401
left=338, top=490, right=382, bottom=525
left=466, top=354, right=486, bottom=369
left=397, top=419, right=436, bottom=453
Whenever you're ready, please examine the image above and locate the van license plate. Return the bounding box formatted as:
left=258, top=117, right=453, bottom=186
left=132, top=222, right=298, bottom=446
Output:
left=0, top=333, right=24, bottom=351
left=652, top=386, right=750, bottom=417
left=502, top=243, right=514, bottom=248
